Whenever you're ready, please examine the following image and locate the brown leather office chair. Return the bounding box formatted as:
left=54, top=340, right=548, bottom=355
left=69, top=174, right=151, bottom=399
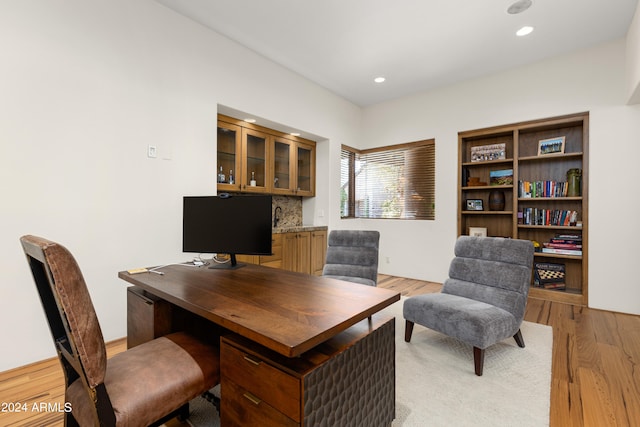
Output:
left=20, top=235, right=220, bottom=426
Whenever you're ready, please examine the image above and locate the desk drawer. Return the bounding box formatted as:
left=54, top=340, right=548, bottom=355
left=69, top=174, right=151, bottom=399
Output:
left=221, top=379, right=298, bottom=427
left=221, top=340, right=300, bottom=421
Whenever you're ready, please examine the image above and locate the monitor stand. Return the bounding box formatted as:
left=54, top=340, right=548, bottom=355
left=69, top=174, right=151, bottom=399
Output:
left=208, top=254, right=246, bottom=270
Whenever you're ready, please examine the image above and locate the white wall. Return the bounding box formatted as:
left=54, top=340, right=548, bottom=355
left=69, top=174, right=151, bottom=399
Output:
left=360, top=39, right=640, bottom=316
left=627, top=4, right=640, bottom=103
left=2, top=0, right=639, bottom=374
left=0, top=0, right=360, bottom=372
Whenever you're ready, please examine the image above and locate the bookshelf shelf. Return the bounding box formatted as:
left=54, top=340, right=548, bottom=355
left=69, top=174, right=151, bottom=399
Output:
left=458, top=112, right=588, bottom=306
left=462, top=211, right=513, bottom=215
left=463, top=185, right=513, bottom=191
left=534, top=252, right=582, bottom=261
left=518, top=197, right=582, bottom=202
left=518, top=225, right=584, bottom=231
left=462, top=158, right=514, bottom=167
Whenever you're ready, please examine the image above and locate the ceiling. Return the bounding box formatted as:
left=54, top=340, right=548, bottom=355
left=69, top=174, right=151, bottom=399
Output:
left=156, top=0, right=638, bottom=107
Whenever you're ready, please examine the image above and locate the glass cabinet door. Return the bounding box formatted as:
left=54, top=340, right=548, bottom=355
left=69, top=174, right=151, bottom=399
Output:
left=242, top=128, right=270, bottom=193
left=217, top=121, right=241, bottom=191
left=272, top=138, right=295, bottom=194
left=296, top=141, right=315, bottom=196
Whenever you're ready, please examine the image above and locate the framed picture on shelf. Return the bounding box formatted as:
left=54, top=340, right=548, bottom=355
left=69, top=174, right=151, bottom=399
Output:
left=537, top=136, right=565, bottom=156
left=468, top=227, right=487, bottom=237
left=470, top=143, right=506, bottom=162
left=466, top=199, right=484, bottom=211
left=489, top=169, right=513, bottom=185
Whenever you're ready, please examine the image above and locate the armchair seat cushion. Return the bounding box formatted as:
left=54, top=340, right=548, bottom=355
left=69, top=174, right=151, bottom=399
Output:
left=403, top=293, right=520, bottom=350
left=66, top=332, right=219, bottom=427
left=322, top=274, right=376, bottom=287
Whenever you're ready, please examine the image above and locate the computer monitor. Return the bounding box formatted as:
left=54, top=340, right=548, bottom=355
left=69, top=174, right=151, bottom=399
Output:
left=182, top=194, right=272, bottom=269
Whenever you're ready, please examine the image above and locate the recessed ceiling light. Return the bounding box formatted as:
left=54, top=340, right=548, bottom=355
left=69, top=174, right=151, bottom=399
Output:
left=507, top=0, right=532, bottom=14
left=244, top=118, right=256, bottom=123
left=374, top=77, right=386, bottom=83
left=516, top=26, right=534, bottom=36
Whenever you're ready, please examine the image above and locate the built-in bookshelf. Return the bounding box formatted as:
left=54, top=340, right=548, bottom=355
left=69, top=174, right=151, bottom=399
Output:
left=457, top=112, right=588, bottom=305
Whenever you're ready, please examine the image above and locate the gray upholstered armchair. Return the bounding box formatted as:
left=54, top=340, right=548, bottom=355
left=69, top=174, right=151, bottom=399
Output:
left=403, top=236, right=534, bottom=376
left=322, top=230, right=380, bottom=286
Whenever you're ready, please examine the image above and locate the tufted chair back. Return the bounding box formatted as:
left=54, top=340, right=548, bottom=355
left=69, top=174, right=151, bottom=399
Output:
left=322, top=230, right=380, bottom=286
left=443, top=235, right=533, bottom=323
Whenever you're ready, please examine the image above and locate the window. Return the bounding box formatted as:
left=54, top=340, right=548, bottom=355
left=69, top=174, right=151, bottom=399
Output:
left=340, top=140, right=435, bottom=220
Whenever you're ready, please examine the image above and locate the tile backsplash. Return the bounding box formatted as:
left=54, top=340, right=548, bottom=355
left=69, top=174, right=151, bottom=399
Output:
left=272, top=195, right=302, bottom=228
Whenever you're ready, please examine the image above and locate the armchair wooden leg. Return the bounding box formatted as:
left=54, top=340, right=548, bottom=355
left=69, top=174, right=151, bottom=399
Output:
left=473, top=347, right=485, bottom=376
left=513, top=329, right=525, bottom=348
left=404, top=320, right=415, bottom=342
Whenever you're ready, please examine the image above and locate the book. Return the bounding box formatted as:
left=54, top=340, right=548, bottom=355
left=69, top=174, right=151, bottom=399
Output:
left=542, top=282, right=566, bottom=290
left=541, top=248, right=582, bottom=256
left=544, top=242, right=582, bottom=249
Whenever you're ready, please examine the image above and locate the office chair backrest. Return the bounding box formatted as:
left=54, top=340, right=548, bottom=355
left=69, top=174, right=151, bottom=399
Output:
left=20, top=235, right=107, bottom=398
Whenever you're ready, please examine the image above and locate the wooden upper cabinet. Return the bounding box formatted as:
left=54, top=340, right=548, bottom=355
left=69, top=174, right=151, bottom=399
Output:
left=217, top=121, right=242, bottom=192
left=271, top=137, right=316, bottom=196
left=272, top=137, right=295, bottom=195
left=295, top=141, right=315, bottom=197
left=241, top=128, right=270, bottom=193
left=217, top=114, right=316, bottom=196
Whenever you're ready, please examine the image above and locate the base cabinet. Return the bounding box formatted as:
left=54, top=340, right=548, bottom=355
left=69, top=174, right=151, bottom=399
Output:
left=282, top=232, right=311, bottom=274
left=310, top=230, right=327, bottom=276
left=240, top=230, right=326, bottom=275
left=283, top=230, right=327, bottom=275
left=220, top=316, right=395, bottom=427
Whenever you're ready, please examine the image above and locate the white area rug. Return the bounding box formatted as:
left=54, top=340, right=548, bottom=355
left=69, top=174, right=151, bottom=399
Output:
left=185, top=298, right=552, bottom=426
left=384, top=298, right=552, bottom=426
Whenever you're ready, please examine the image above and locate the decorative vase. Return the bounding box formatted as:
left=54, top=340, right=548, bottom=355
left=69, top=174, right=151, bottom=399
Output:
left=488, top=190, right=505, bottom=211
left=567, top=168, right=582, bottom=197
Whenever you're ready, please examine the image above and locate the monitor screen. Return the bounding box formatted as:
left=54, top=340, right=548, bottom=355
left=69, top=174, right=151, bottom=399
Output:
left=183, top=194, right=272, bottom=269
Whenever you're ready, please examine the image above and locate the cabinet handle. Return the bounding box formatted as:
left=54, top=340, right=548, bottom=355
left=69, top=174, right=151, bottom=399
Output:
left=243, top=392, right=261, bottom=405
left=243, top=355, right=261, bottom=366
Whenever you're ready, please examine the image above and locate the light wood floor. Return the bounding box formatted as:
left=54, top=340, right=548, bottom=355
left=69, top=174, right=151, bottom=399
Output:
left=1, top=274, right=639, bottom=426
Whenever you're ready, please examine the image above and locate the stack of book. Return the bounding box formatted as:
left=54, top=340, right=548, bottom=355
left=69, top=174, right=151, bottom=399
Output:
left=534, top=262, right=566, bottom=290
left=519, top=180, right=569, bottom=198
left=542, top=234, right=582, bottom=256
left=520, top=208, right=578, bottom=226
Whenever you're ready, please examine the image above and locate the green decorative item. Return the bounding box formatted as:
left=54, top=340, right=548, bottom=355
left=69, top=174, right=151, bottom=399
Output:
left=567, top=168, right=582, bottom=197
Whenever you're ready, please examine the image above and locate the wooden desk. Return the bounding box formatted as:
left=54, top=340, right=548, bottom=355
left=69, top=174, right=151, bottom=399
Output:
left=119, top=263, right=400, bottom=426
left=119, top=263, right=399, bottom=357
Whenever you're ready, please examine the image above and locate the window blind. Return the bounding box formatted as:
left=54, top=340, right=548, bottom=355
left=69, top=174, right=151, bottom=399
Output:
left=341, top=140, right=435, bottom=220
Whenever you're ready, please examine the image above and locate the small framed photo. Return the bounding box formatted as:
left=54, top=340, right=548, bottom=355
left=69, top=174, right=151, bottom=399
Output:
left=537, top=136, right=565, bottom=156
left=469, top=227, right=487, bottom=237
left=466, top=199, right=484, bottom=211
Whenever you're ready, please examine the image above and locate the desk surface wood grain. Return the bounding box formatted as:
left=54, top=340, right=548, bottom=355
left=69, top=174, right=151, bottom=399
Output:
left=118, top=264, right=400, bottom=357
